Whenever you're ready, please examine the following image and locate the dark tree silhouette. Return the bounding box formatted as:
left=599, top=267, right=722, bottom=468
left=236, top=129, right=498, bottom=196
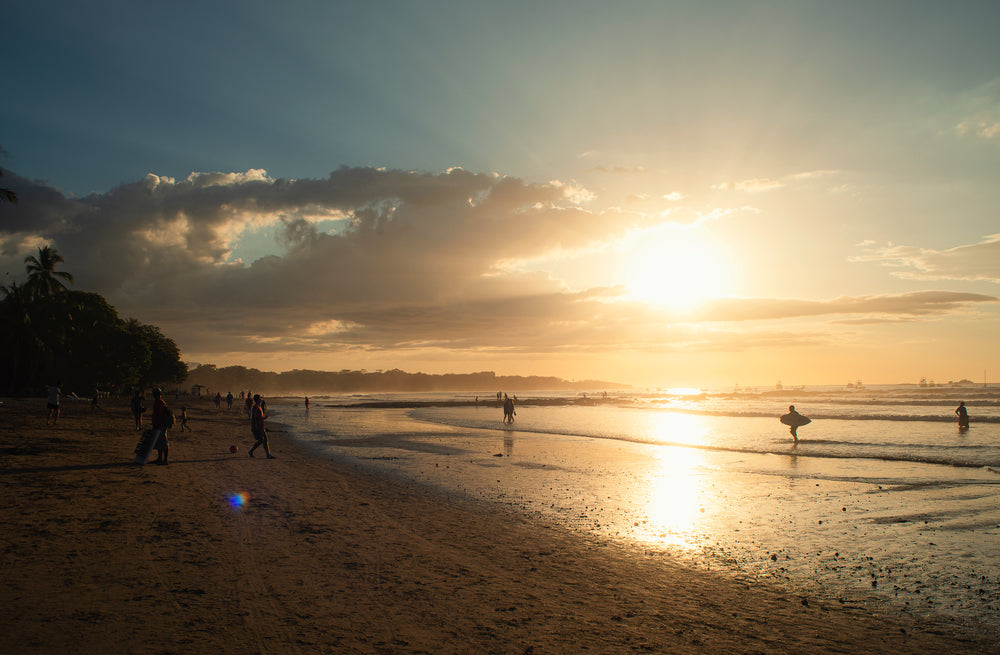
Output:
left=1, top=252, right=187, bottom=394
left=124, top=319, right=188, bottom=386
left=0, top=146, right=17, bottom=204
left=0, top=178, right=16, bottom=204
left=0, top=282, right=43, bottom=391
left=25, top=245, right=75, bottom=300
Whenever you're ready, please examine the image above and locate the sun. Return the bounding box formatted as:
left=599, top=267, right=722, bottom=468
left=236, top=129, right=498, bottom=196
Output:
left=625, top=230, right=730, bottom=313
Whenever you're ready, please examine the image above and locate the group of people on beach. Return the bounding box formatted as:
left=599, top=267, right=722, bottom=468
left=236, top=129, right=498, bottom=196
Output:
left=139, top=388, right=272, bottom=463
left=212, top=391, right=236, bottom=411
left=127, top=385, right=270, bottom=464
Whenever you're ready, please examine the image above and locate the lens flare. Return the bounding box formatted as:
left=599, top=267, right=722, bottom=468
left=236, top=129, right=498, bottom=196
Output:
left=226, top=491, right=250, bottom=510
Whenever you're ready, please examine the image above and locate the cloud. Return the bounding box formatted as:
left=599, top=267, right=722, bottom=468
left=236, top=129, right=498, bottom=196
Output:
left=163, top=287, right=994, bottom=360
left=713, top=169, right=842, bottom=193
left=691, top=291, right=996, bottom=322
left=954, top=77, right=1000, bottom=142
left=0, top=167, right=642, bottom=347
left=957, top=118, right=1000, bottom=139
left=587, top=165, right=648, bottom=174
left=725, top=178, right=784, bottom=193
left=3, top=168, right=995, bottom=365
left=851, top=235, right=1000, bottom=283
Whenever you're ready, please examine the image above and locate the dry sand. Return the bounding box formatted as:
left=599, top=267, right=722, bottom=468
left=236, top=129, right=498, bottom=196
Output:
left=0, top=397, right=992, bottom=654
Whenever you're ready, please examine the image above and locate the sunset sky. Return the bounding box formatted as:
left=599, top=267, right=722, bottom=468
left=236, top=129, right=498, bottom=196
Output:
left=3, top=1, right=999, bottom=388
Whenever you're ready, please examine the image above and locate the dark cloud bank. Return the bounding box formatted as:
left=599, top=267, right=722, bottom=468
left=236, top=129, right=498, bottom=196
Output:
left=1, top=167, right=995, bottom=362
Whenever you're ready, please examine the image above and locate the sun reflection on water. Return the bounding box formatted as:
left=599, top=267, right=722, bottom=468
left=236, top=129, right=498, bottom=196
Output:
left=641, top=411, right=713, bottom=446
left=638, top=413, right=712, bottom=548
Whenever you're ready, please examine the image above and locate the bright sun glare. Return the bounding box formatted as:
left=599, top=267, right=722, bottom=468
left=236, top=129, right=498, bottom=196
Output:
left=625, top=231, right=730, bottom=312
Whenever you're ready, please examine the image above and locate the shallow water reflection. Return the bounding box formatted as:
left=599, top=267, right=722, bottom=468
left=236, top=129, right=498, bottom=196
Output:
left=643, top=411, right=712, bottom=446
left=280, top=402, right=1000, bottom=640
left=643, top=447, right=707, bottom=548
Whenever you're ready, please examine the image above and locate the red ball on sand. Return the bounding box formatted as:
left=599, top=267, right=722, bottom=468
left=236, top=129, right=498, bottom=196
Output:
left=230, top=445, right=238, bottom=453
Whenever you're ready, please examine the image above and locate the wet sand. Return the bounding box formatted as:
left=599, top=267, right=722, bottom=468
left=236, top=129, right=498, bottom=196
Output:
left=0, top=397, right=992, bottom=654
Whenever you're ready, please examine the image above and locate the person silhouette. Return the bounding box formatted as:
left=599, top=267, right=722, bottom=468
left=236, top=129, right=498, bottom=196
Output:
left=248, top=394, right=275, bottom=459
left=955, top=401, right=970, bottom=429
left=786, top=405, right=803, bottom=441
left=150, top=388, right=170, bottom=465
left=46, top=381, right=62, bottom=424
left=502, top=394, right=516, bottom=424
left=131, top=389, right=145, bottom=430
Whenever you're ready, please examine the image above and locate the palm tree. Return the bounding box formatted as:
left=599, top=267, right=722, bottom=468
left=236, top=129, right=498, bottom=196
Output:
left=25, top=245, right=74, bottom=300
left=0, top=173, right=15, bottom=204
left=0, top=181, right=15, bottom=204
left=0, top=146, right=17, bottom=204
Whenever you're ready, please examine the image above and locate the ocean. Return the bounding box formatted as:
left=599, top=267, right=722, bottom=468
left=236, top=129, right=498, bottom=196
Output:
left=274, top=385, right=1000, bottom=639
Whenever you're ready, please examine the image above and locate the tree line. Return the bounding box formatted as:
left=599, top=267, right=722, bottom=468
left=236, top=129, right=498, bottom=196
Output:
left=187, top=364, right=626, bottom=395
left=0, top=246, right=188, bottom=396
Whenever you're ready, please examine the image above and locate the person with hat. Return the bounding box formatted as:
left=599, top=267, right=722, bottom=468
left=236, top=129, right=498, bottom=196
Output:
left=248, top=394, right=275, bottom=459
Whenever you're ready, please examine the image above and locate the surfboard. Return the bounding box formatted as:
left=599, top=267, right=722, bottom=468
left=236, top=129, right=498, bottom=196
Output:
left=780, top=413, right=811, bottom=427
left=133, top=428, right=163, bottom=464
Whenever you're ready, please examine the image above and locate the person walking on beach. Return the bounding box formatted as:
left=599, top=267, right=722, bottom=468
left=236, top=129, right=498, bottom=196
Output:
left=130, top=389, right=146, bottom=430
left=502, top=394, right=516, bottom=424
left=248, top=394, right=275, bottom=459
left=150, top=388, right=171, bottom=465
left=179, top=406, right=192, bottom=431
left=45, top=381, right=61, bottom=424
left=226, top=392, right=233, bottom=410
left=956, top=401, right=970, bottom=429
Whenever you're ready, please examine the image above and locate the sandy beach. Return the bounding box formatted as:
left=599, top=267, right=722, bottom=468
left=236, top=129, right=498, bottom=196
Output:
left=0, top=397, right=993, bottom=654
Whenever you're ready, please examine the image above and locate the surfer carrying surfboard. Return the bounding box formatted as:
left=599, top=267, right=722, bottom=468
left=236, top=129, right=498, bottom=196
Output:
left=779, top=405, right=811, bottom=442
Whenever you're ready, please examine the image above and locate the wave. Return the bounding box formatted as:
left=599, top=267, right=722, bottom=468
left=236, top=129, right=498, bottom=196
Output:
left=329, top=397, right=1000, bottom=423
left=649, top=407, right=1000, bottom=422
left=409, top=412, right=1000, bottom=470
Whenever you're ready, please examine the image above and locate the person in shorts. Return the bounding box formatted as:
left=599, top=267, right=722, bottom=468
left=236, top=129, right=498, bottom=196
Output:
left=131, top=389, right=146, bottom=430
left=46, top=382, right=62, bottom=424
left=248, top=394, right=275, bottom=459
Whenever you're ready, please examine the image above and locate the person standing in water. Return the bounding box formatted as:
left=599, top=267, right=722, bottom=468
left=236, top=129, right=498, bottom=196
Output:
left=955, top=401, right=970, bottom=429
